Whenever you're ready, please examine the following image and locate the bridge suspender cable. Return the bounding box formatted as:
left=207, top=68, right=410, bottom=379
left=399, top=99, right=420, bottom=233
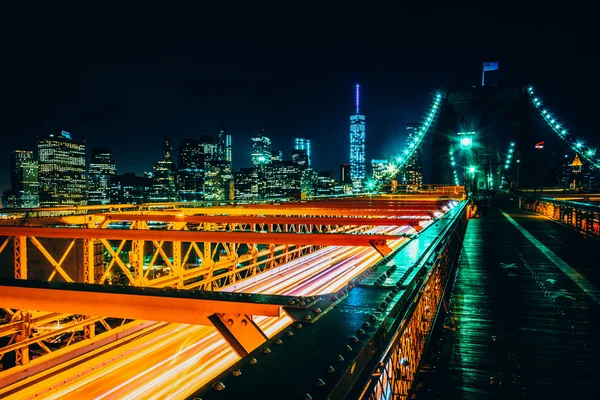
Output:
left=372, top=91, right=444, bottom=192
left=500, top=141, right=517, bottom=187
left=527, top=86, right=599, bottom=169
left=448, top=146, right=460, bottom=186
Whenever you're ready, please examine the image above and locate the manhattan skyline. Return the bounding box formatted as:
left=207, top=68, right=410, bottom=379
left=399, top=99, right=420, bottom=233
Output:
left=2, top=3, right=598, bottom=193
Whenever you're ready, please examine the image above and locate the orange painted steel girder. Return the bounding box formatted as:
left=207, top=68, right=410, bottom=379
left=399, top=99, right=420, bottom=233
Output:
left=0, top=227, right=406, bottom=246
left=100, top=214, right=429, bottom=226
left=137, top=208, right=436, bottom=217
left=0, top=285, right=282, bottom=326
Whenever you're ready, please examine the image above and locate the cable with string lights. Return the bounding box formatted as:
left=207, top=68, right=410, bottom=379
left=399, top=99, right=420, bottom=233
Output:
left=372, top=91, right=444, bottom=193
left=527, top=86, right=598, bottom=169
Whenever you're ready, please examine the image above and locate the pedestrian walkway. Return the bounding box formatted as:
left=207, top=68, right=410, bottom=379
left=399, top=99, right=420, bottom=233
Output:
left=415, top=206, right=600, bottom=399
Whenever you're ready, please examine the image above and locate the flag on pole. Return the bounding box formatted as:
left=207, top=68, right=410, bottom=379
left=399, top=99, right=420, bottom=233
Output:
left=483, top=62, right=499, bottom=72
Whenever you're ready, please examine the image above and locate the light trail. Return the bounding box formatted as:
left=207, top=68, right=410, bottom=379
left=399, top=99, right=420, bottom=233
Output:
left=4, top=222, right=428, bottom=400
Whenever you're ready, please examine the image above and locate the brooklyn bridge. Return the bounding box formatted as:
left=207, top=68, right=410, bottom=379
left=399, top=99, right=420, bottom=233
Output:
left=1, top=84, right=599, bottom=399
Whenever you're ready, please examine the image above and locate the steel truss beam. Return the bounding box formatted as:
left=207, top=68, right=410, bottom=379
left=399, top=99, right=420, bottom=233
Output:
left=0, top=281, right=321, bottom=325
left=0, top=227, right=404, bottom=246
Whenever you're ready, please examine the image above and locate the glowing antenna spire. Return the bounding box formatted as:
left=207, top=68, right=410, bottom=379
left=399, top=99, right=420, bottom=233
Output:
left=356, top=83, right=360, bottom=114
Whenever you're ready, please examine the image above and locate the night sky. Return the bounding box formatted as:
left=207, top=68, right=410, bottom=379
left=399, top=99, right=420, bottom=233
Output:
left=1, top=3, right=598, bottom=193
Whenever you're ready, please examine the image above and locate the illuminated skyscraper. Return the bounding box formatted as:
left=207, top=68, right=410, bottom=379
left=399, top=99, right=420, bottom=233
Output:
left=38, top=131, right=87, bottom=206
left=316, top=171, right=335, bottom=196
left=271, top=150, right=283, bottom=162
left=88, top=147, right=116, bottom=205
left=349, top=84, right=366, bottom=191
left=177, top=139, right=204, bottom=201
left=292, top=149, right=308, bottom=169
left=301, top=168, right=318, bottom=198
left=403, top=123, right=423, bottom=188
left=225, top=134, right=232, bottom=163
left=234, top=167, right=263, bottom=200
left=265, top=161, right=302, bottom=198
left=199, top=135, right=216, bottom=168
left=371, top=159, right=389, bottom=182
left=148, top=137, right=177, bottom=202
left=216, top=123, right=227, bottom=161
left=7, top=150, right=39, bottom=208
left=204, top=160, right=233, bottom=201
left=340, top=164, right=351, bottom=184
left=110, top=173, right=151, bottom=204
left=251, top=130, right=272, bottom=165
left=294, top=137, right=312, bottom=167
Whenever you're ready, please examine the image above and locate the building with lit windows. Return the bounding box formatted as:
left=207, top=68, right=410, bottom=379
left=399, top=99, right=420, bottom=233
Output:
left=148, top=137, right=177, bottom=202
left=403, top=122, right=423, bottom=187
left=251, top=130, right=272, bottom=166
left=559, top=153, right=594, bottom=191
left=87, top=147, right=116, bottom=205
left=199, top=135, right=216, bottom=168
left=204, top=160, right=233, bottom=201
left=4, top=150, right=39, bottom=208
left=371, top=159, right=389, bottom=182
left=234, top=167, right=264, bottom=200
left=316, top=171, right=335, bottom=196
left=340, top=164, right=351, bottom=184
left=294, top=137, right=312, bottom=167
left=349, top=84, right=366, bottom=191
left=225, top=134, right=232, bottom=162
left=265, top=161, right=301, bottom=198
left=177, top=139, right=204, bottom=201
left=216, top=123, right=227, bottom=161
left=110, top=173, right=151, bottom=204
left=271, top=150, right=283, bottom=162
left=37, top=131, right=87, bottom=206
left=292, top=149, right=308, bottom=169
left=301, top=168, right=317, bottom=198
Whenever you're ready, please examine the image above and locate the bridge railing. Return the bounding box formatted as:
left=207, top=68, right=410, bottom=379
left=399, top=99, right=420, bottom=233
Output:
left=353, top=202, right=468, bottom=399
left=521, top=197, right=600, bottom=236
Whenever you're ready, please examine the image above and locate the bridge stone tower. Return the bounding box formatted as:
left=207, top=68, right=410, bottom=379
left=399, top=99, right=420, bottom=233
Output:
left=431, top=85, right=538, bottom=192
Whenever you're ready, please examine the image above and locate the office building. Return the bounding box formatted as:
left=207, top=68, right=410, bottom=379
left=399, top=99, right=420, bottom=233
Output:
left=340, top=164, right=351, bottom=184
left=148, top=137, right=177, bottom=202
left=7, top=150, right=39, bottom=208
left=560, top=153, right=594, bottom=191
left=294, top=137, right=312, bottom=167
left=87, top=147, right=116, bottom=205
left=371, top=159, right=389, bottom=182
left=349, top=84, right=366, bottom=191
left=403, top=122, right=423, bottom=187
left=110, top=173, right=151, bottom=204
left=271, top=150, right=283, bottom=162
left=234, top=167, right=264, bottom=200
left=38, top=131, right=87, bottom=206
left=199, top=135, right=216, bottom=168
left=316, top=171, right=335, bottom=196
left=216, top=123, right=227, bottom=161
left=265, top=161, right=301, bottom=198
left=177, top=139, right=204, bottom=201
left=204, top=160, right=233, bottom=201
left=225, top=134, right=232, bottom=163
left=251, top=130, right=272, bottom=165
left=301, top=168, right=318, bottom=198
left=292, top=149, right=309, bottom=169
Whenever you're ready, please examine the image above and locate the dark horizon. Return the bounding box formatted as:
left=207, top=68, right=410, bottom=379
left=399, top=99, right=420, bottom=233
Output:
left=2, top=4, right=599, bottom=193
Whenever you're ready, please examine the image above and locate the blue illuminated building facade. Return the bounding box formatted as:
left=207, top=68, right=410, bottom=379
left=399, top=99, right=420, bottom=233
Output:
left=349, top=84, right=366, bottom=191
left=294, top=137, right=312, bottom=167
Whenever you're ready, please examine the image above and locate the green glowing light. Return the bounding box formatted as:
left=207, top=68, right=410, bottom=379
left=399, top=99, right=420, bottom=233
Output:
left=460, top=137, right=472, bottom=148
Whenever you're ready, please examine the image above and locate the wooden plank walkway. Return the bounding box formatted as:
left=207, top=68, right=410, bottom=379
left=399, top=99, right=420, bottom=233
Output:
left=415, top=206, right=600, bottom=399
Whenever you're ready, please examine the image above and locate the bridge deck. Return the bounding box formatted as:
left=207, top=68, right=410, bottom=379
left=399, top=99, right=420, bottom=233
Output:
left=416, top=205, right=600, bottom=398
